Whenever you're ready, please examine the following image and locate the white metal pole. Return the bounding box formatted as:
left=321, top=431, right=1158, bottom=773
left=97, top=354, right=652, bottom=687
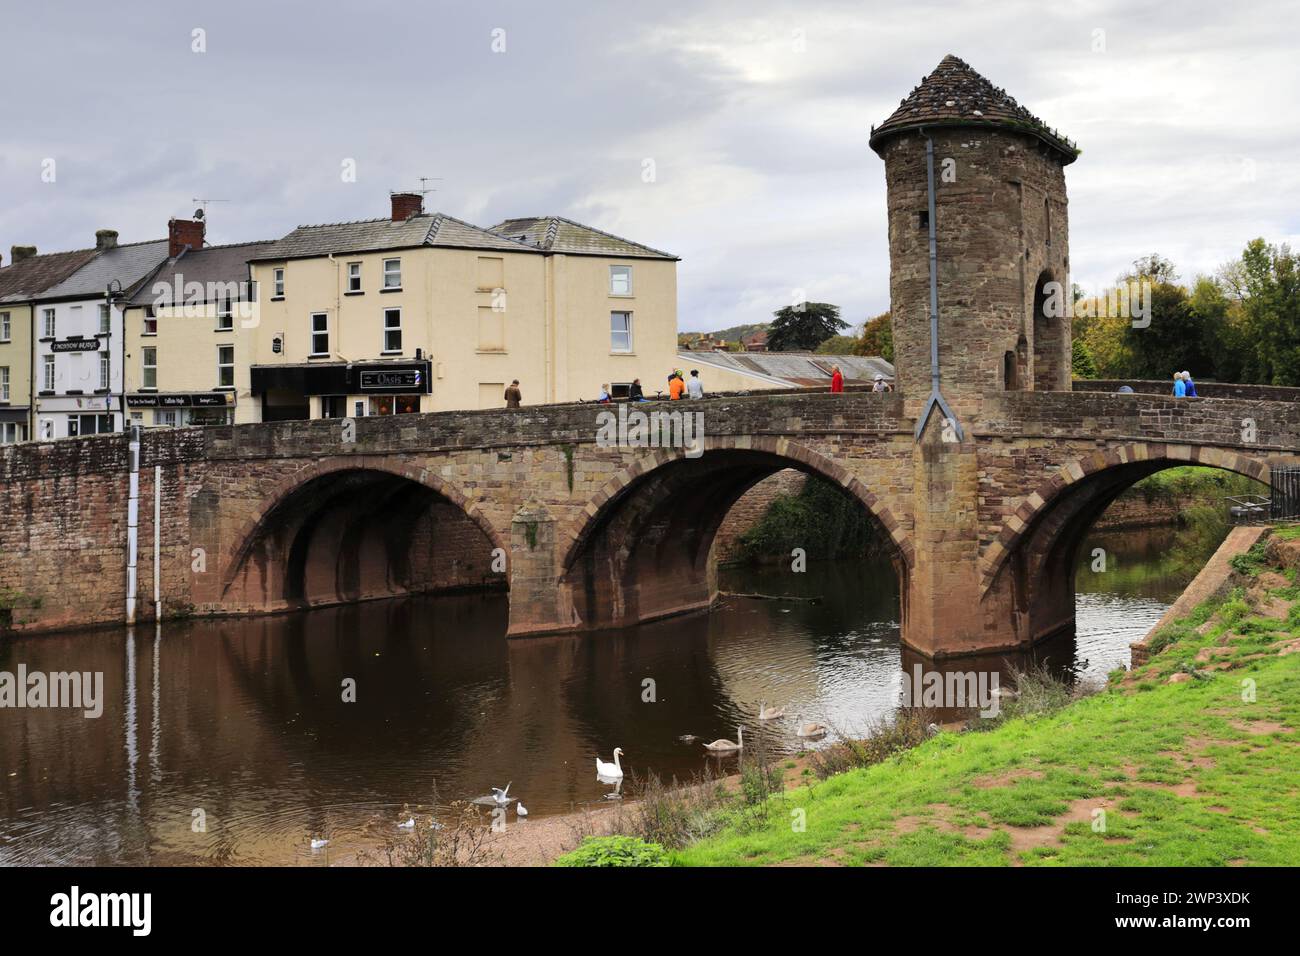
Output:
left=153, top=464, right=161, bottom=620
left=125, top=426, right=140, bottom=624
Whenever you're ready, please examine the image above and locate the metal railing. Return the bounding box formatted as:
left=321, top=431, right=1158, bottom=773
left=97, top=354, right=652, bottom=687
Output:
left=1271, top=466, right=1300, bottom=521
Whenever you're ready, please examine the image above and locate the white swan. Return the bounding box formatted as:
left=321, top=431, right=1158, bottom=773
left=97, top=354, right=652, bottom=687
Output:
left=516, top=801, right=528, bottom=817
left=703, top=727, right=744, bottom=753
left=596, top=748, right=625, bottom=778
left=490, top=783, right=512, bottom=805
left=310, top=838, right=329, bottom=850
left=793, top=715, right=828, bottom=738
left=397, top=817, right=415, bottom=830
left=758, top=700, right=786, bottom=721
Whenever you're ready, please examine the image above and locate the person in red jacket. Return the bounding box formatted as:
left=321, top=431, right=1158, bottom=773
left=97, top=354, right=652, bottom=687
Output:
left=830, top=366, right=844, bottom=393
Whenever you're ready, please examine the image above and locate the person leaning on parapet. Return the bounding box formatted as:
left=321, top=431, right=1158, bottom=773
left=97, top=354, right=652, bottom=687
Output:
left=830, top=365, right=844, bottom=393
left=504, top=380, right=522, bottom=409
left=598, top=383, right=612, bottom=403
left=629, top=378, right=646, bottom=402
left=1182, top=371, right=1199, bottom=397
left=668, top=372, right=686, bottom=400
left=686, top=369, right=704, bottom=399
left=1173, top=372, right=1187, bottom=398
left=872, top=373, right=893, bottom=393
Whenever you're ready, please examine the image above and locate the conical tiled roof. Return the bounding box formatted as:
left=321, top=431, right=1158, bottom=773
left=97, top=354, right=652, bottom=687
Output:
left=870, top=55, right=1078, bottom=164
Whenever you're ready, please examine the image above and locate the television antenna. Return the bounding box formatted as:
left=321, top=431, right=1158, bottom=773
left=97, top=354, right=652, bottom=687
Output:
left=417, top=177, right=443, bottom=199
left=191, top=198, right=230, bottom=220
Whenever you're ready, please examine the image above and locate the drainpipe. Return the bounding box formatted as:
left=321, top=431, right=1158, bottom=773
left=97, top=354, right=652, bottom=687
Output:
left=914, top=128, right=964, bottom=442
left=153, top=463, right=161, bottom=620
left=125, top=424, right=141, bottom=624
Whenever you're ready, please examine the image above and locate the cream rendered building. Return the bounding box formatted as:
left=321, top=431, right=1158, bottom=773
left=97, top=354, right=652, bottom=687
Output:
left=243, top=195, right=679, bottom=420
left=121, top=236, right=272, bottom=427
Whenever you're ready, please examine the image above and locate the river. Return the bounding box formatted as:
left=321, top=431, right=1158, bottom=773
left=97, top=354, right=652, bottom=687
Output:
left=0, top=526, right=1188, bottom=865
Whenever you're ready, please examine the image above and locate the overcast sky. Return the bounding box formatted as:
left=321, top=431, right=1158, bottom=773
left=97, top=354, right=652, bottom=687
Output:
left=1, top=0, right=1296, bottom=333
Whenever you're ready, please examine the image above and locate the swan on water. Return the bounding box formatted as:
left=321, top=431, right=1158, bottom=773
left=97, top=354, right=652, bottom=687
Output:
left=758, top=701, right=785, bottom=721
left=703, top=727, right=744, bottom=753
left=793, top=715, right=828, bottom=738
left=490, top=783, right=513, bottom=805
left=517, top=802, right=528, bottom=817
left=310, top=838, right=329, bottom=850
left=595, top=748, right=625, bottom=778
left=398, top=817, right=415, bottom=830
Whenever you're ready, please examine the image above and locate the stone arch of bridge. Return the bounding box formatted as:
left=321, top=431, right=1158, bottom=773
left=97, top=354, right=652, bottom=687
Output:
left=554, top=436, right=912, bottom=633
left=218, top=457, right=508, bottom=612
left=980, top=442, right=1270, bottom=646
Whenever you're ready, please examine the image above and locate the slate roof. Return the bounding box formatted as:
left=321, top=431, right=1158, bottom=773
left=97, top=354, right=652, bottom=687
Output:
left=34, top=239, right=171, bottom=302
left=127, top=240, right=278, bottom=305
left=249, top=213, right=539, bottom=261
left=488, top=216, right=678, bottom=260
left=0, top=247, right=101, bottom=304
left=870, top=55, right=1078, bottom=164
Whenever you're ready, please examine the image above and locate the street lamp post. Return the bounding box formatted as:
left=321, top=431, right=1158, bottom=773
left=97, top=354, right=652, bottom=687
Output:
left=105, top=279, right=124, bottom=431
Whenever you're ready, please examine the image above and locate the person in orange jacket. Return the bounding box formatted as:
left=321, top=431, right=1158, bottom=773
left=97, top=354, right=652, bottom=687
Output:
left=668, top=372, right=686, bottom=400
left=830, top=366, right=844, bottom=393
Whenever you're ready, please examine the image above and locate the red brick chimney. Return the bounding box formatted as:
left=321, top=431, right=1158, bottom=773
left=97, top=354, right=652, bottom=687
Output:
left=390, top=192, right=424, bottom=222
left=168, top=218, right=206, bottom=257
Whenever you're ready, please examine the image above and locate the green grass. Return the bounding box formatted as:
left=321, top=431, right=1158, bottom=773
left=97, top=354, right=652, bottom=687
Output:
left=672, top=578, right=1300, bottom=867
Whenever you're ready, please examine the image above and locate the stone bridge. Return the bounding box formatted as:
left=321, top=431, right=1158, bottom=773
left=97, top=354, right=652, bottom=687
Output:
left=2, top=386, right=1298, bottom=658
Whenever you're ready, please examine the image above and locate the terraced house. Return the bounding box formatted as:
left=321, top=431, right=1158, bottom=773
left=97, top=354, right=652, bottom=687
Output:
left=29, top=232, right=170, bottom=440
left=0, top=194, right=678, bottom=439
left=120, top=228, right=271, bottom=429
left=0, top=243, right=99, bottom=443
left=244, top=193, right=678, bottom=421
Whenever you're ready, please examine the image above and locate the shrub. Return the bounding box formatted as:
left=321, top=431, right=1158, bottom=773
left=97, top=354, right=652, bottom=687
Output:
left=554, top=835, right=669, bottom=867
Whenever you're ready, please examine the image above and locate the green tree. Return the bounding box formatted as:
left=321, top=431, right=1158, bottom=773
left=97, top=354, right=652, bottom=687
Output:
left=1235, top=239, right=1300, bottom=386
left=766, top=302, right=846, bottom=352
left=854, top=311, right=894, bottom=362
left=1071, top=338, right=1098, bottom=379
left=815, top=334, right=858, bottom=354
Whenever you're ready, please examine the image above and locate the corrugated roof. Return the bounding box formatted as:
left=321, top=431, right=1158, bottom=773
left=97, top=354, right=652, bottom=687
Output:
left=34, top=239, right=170, bottom=302
left=489, top=216, right=677, bottom=260
left=128, top=240, right=278, bottom=305
left=679, top=351, right=894, bottom=385
left=870, top=55, right=1078, bottom=164
left=0, top=247, right=101, bottom=304
left=249, top=213, right=539, bottom=261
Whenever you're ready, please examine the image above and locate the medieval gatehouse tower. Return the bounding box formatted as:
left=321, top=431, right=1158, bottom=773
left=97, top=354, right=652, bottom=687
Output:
left=870, top=55, right=1079, bottom=424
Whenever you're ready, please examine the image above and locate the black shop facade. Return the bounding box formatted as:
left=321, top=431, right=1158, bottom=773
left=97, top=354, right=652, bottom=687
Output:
left=250, top=359, right=432, bottom=422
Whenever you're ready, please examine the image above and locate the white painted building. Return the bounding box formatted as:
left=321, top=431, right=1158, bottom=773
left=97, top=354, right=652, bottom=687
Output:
left=30, top=235, right=168, bottom=440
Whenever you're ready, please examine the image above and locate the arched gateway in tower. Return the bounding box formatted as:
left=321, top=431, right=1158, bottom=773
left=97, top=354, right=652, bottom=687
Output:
left=869, top=55, right=1080, bottom=426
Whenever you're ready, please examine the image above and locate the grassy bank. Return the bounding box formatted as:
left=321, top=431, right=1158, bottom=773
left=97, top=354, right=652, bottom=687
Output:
left=590, top=530, right=1300, bottom=867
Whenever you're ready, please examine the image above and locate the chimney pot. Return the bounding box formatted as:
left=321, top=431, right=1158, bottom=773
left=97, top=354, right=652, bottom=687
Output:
left=168, top=217, right=206, bottom=258
left=11, top=245, right=37, bottom=263
left=390, top=192, right=424, bottom=222
left=96, top=229, right=119, bottom=251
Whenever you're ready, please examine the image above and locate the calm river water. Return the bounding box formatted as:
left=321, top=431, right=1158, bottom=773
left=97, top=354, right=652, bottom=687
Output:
left=0, top=526, right=1186, bottom=865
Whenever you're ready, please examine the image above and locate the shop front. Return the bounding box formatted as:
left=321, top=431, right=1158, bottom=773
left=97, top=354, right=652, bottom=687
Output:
left=126, top=391, right=235, bottom=428
left=251, top=360, right=432, bottom=422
